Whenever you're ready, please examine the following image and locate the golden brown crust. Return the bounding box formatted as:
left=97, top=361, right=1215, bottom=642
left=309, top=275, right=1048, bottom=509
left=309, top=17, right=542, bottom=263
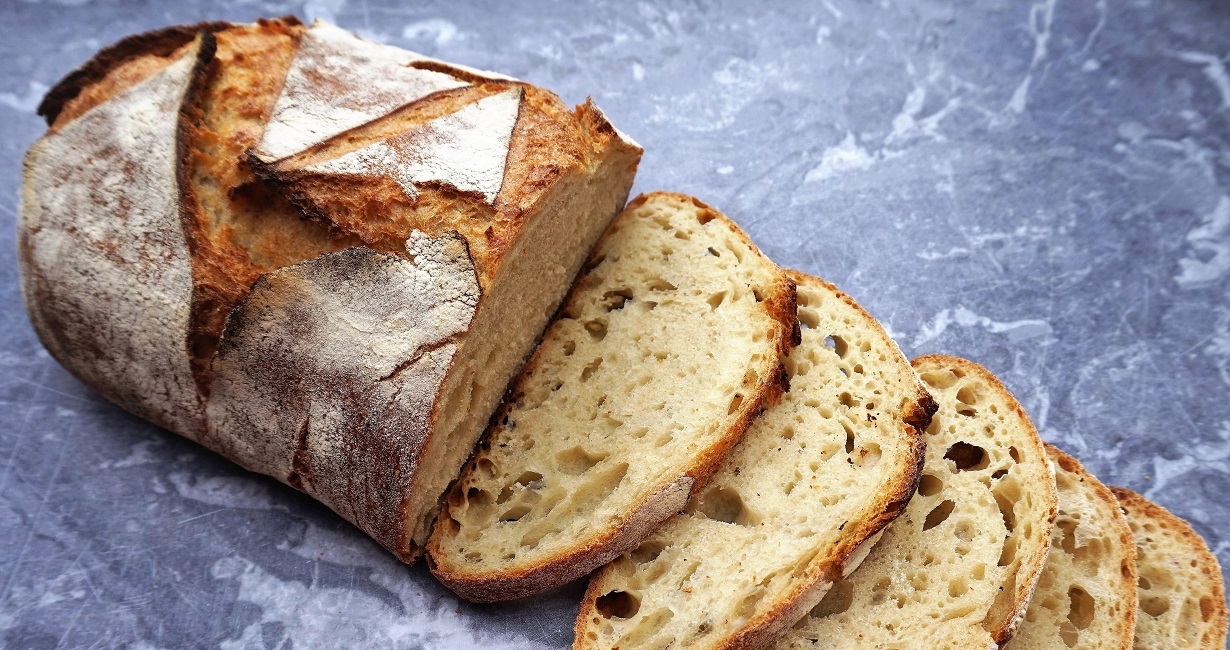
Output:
left=428, top=191, right=797, bottom=602
left=1111, top=486, right=1228, bottom=650
left=41, top=21, right=238, bottom=127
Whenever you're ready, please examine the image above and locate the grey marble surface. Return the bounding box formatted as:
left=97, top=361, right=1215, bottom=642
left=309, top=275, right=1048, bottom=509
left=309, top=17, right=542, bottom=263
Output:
left=1, top=0, right=1228, bottom=647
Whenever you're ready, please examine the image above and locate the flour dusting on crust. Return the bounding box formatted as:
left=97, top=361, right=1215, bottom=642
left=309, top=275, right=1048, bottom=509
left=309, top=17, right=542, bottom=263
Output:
left=302, top=88, right=522, bottom=203
left=19, top=45, right=204, bottom=437
left=255, top=20, right=470, bottom=162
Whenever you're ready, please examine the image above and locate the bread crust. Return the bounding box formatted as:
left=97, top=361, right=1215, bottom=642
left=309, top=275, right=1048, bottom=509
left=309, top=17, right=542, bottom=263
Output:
left=37, top=20, right=237, bottom=125
left=22, top=20, right=642, bottom=567
left=1110, top=486, right=1228, bottom=649
left=428, top=192, right=798, bottom=602
left=20, top=33, right=217, bottom=438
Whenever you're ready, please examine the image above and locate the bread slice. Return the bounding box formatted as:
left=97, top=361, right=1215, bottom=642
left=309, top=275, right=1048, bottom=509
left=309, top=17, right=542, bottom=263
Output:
left=427, top=192, right=799, bottom=602
left=573, top=272, right=934, bottom=650
left=1110, top=487, right=1226, bottom=649
left=21, top=20, right=641, bottom=563
left=778, top=355, right=1058, bottom=649
left=1004, top=445, right=1137, bottom=650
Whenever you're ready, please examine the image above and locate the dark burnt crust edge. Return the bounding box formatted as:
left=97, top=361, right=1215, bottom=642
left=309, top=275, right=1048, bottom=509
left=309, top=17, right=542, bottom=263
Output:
left=38, top=20, right=237, bottom=125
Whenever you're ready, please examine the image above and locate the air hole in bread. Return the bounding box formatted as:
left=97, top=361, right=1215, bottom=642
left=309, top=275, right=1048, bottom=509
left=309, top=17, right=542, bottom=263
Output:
left=630, top=540, right=667, bottom=564
left=948, top=577, right=969, bottom=598
left=706, top=246, right=720, bottom=257
left=920, top=369, right=959, bottom=390
left=562, top=340, right=576, bottom=356
left=812, top=579, right=854, bottom=618
left=707, top=291, right=727, bottom=310
left=596, top=590, right=640, bottom=619
left=956, top=405, right=977, bottom=417
left=843, top=422, right=856, bottom=454
left=926, top=417, right=941, bottom=436
left=697, top=485, right=760, bottom=526
left=944, top=441, right=989, bottom=471
left=1141, top=594, right=1170, bottom=617
left=697, top=210, right=716, bottom=225
left=823, top=335, right=848, bottom=358
left=648, top=277, right=677, bottom=292
left=839, top=393, right=857, bottom=408
left=1008, top=446, right=1022, bottom=462
left=584, top=319, right=608, bottom=341
left=556, top=447, right=607, bottom=475
left=602, top=289, right=633, bottom=311
left=798, top=308, right=819, bottom=329
left=752, top=287, right=765, bottom=302
left=674, top=229, right=690, bottom=241
left=956, top=385, right=980, bottom=406
left=1057, top=518, right=1078, bottom=554
left=918, top=474, right=943, bottom=496
left=923, top=499, right=956, bottom=531
left=580, top=358, right=603, bottom=382
left=728, top=393, right=745, bottom=415
left=499, top=494, right=541, bottom=522
left=1067, top=585, right=1094, bottom=630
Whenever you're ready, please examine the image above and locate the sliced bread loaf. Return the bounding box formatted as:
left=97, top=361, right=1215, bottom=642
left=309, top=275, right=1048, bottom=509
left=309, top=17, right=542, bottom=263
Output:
left=427, top=192, right=799, bottom=602
left=1110, top=487, right=1227, bottom=649
left=1004, top=445, right=1137, bottom=650
left=778, top=355, right=1058, bottom=649
left=572, top=272, right=934, bottom=650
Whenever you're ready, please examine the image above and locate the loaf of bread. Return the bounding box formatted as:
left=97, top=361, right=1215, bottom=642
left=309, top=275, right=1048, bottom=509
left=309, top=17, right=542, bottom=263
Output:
left=427, top=192, right=799, bottom=601
left=19, top=18, right=640, bottom=562
left=1111, top=487, right=1227, bottom=649
left=1004, top=445, right=1137, bottom=650
left=573, top=272, right=934, bottom=649
left=778, top=355, right=1058, bottom=649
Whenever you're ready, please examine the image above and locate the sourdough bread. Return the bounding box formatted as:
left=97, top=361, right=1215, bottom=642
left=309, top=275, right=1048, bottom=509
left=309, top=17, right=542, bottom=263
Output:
left=19, top=19, right=641, bottom=562
left=1004, top=445, right=1137, bottom=650
left=573, top=272, right=934, bottom=650
left=427, top=192, right=799, bottom=602
left=778, top=355, right=1058, bottom=649
left=1111, top=487, right=1227, bottom=649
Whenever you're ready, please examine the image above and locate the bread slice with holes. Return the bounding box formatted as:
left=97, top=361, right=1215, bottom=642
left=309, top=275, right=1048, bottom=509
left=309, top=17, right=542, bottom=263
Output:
left=1004, top=445, right=1137, bottom=650
left=426, top=192, right=799, bottom=602
left=1109, top=487, right=1227, bottom=649
left=777, top=355, right=1058, bottom=650
left=572, top=272, right=935, bottom=650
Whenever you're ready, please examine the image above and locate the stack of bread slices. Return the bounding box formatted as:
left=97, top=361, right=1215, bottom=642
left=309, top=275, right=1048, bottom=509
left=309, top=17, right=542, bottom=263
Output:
left=18, top=18, right=1227, bottom=648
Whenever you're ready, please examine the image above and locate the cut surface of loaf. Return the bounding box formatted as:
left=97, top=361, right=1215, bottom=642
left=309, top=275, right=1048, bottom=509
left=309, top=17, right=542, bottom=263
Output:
left=428, top=192, right=799, bottom=602
left=573, top=272, right=934, bottom=650
left=20, top=19, right=641, bottom=563
left=1110, top=487, right=1226, bottom=649
left=778, top=355, right=1058, bottom=650
left=1005, top=445, right=1137, bottom=650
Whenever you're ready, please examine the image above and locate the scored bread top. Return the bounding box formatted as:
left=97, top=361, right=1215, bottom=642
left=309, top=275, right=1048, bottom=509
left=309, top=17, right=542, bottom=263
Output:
left=20, top=35, right=214, bottom=437
left=1110, top=487, right=1226, bottom=650
left=574, top=272, right=934, bottom=650
left=427, top=192, right=799, bottom=602
left=1005, top=445, right=1137, bottom=650
left=252, top=20, right=472, bottom=162
left=21, top=19, right=641, bottom=565
left=779, top=355, right=1058, bottom=650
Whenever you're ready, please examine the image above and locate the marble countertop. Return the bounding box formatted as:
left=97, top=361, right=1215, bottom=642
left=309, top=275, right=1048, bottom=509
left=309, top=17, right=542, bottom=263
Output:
left=2, top=0, right=1228, bottom=647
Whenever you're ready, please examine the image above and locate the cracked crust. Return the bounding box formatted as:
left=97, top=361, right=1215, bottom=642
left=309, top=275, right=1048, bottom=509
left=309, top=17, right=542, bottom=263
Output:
left=21, top=20, right=642, bottom=564
left=204, top=233, right=480, bottom=557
